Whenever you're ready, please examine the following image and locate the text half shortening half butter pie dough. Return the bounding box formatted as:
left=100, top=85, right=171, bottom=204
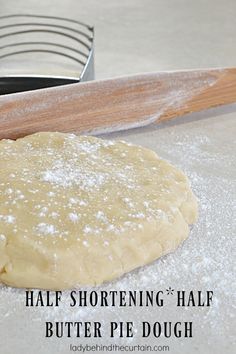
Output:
left=0, top=132, right=198, bottom=290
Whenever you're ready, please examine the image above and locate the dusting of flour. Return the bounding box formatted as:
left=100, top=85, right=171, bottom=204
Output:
left=0, top=114, right=235, bottom=354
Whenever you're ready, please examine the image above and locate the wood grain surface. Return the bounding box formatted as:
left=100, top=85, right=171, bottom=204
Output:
left=0, top=68, right=236, bottom=139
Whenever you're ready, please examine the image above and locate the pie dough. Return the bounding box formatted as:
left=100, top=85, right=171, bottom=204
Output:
left=0, top=132, right=198, bottom=290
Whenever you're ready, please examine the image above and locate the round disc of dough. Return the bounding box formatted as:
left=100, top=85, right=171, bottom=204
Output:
left=0, top=132, right=197, bottom=290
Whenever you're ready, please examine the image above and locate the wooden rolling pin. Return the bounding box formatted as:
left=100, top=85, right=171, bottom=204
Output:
left=0, top=68, right=236, bottom=140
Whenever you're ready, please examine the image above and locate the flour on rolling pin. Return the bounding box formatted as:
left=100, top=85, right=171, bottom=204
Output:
left=1, top=68, right=234, bottom=140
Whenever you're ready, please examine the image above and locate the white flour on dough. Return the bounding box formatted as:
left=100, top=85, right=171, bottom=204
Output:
left=0, top=132, right=197, bottom=290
